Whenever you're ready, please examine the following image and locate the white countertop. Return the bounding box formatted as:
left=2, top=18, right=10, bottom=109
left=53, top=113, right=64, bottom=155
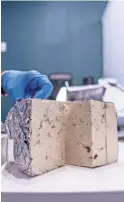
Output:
left=1, top=141, right=124, bottom=193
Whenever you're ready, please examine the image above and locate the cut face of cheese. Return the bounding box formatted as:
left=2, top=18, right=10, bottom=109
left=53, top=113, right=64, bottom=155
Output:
left=5, top=99, right=118, bottom=176
left=65, top=100, right=118, bottom=167
left=30, top=100, right=66, bottom=175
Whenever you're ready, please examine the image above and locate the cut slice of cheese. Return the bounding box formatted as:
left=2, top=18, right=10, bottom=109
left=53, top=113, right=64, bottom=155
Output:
left=65, top=100, right=118, bottom=167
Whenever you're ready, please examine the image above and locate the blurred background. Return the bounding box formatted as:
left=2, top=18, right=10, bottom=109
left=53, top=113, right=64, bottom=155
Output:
left=1, top=1, right=124, bottom=134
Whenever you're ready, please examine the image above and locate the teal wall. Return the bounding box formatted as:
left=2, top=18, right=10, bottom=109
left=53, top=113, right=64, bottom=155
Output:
left=1, top=1, right=107, bottom=121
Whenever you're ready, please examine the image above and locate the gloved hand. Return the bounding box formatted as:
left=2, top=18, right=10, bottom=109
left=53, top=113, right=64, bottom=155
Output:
left=24, top=75, right=53, bottom=100
left=31, top=76, right=53, bottom=99
left=2, top=70, right=53, bottom=102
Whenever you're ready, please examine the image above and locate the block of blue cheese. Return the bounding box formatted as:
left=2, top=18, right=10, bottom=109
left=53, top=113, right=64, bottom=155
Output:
left=5, top=99, right=66, bottom=176
left=5, top=99, right=118, bottom=176
left=65, top=100, right=118, bottom=167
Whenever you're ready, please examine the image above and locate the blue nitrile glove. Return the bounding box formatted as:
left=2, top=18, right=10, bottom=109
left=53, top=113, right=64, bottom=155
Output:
left=1, top=70, right=53, bottom=102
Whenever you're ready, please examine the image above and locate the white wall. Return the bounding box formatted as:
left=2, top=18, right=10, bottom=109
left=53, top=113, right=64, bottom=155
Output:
left=102, top=1, right=124, bottom=85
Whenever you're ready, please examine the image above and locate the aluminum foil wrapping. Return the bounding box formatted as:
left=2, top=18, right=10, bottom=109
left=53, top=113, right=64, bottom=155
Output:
left=5, top=99, right=36, bottom=176
left=1, top=122, right=7, bottom=134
